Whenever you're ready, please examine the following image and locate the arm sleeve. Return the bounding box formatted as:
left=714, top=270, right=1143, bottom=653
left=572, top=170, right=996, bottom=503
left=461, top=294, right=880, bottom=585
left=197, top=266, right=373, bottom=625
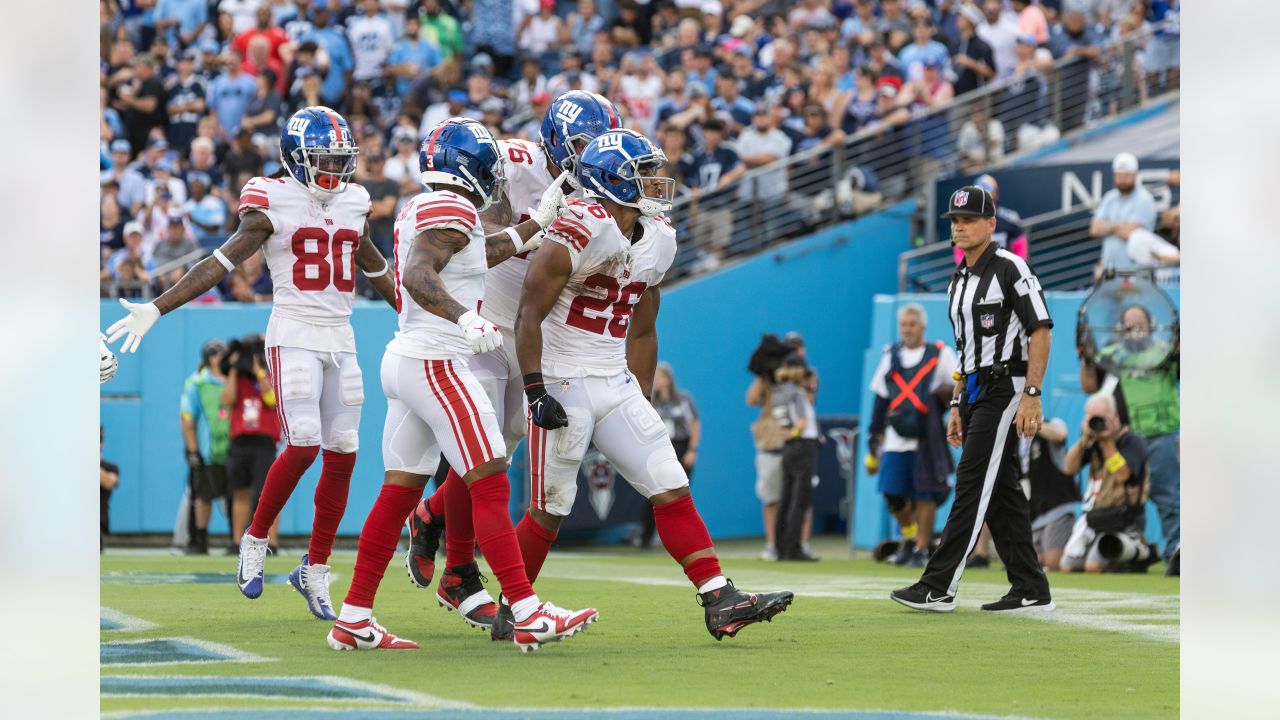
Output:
left=1007, top=260, right=1054, bottom=332
left=543, top=210, right=596, bottom=273
left=869, top=394, right=889, bottom=436
left=414, top=193, right=478, bottom=236
left=237, top=177, right=281, bottom=232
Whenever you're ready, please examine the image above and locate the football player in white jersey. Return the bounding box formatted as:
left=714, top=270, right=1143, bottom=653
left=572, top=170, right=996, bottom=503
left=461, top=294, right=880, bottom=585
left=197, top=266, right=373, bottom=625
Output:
left=326, top=117, right=599, bottom=653
left=513, top=129, right=795, bottom=641
left=402, top=92, right=621, bottom=620
left=106, top=107, right=397, bottom=620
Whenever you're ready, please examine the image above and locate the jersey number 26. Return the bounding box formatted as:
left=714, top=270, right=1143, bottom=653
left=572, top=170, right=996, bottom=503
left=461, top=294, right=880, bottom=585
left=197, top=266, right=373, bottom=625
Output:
left=566, top=274, right=646, bottom=338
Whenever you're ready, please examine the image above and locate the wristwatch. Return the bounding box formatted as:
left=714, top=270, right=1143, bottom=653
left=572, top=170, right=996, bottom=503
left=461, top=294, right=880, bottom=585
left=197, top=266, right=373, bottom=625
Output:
left=1024, top=385, right=1042, bottom=397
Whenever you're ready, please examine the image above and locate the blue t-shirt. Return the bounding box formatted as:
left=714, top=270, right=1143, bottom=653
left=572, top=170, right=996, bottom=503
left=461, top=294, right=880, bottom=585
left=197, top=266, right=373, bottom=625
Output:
left=1094, top=186, right=1159, bottom=270
left=300, top=27, right=354, bottom=106
left=154, top=0, right=208, bottom=46
left=897, top=41, right=950, bottom=81
left=207, top=72, right=257, bottom=134
left=388, top=37, right=443, bottom=97
left=185, top=194, right=229, bottom=249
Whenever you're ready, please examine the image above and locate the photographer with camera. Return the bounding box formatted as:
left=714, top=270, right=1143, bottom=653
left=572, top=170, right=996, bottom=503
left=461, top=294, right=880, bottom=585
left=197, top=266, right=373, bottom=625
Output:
left=772, top=355, right=821, bottom=562
left=220, top=333, right=280, bottom=551
left=746, top=333, right=798, bottom=561
left=1059, top=392, right=1153, bottom=573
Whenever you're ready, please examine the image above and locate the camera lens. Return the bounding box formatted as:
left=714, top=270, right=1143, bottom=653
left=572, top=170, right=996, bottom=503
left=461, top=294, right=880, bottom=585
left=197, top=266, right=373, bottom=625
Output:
left=1088, top=416, right=1106, bottom=433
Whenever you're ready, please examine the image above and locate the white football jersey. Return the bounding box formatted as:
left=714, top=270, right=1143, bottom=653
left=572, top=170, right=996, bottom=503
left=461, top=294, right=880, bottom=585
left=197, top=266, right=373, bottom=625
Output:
left=539, top=198, right=676, bottom=377
left=480, top=138, right=557, bottom=330
left=238, top=176, right=371, bottom=353
left=387, top=190, right=488, bottom=360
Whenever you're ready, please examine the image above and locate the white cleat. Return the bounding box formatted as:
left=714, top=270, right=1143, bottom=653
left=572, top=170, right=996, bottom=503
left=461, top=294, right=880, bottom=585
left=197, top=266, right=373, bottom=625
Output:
left=326, top=617, right=420, bottom=651
left=236, top=533, right=270, bottom=599
left=512, top=602, right=599, bottom=653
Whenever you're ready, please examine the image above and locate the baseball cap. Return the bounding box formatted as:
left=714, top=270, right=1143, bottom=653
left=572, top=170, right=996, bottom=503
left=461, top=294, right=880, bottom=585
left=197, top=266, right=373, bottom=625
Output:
left=1016, top=33, right=1037, bottom=46
left=148, top=137, right=169, bottom=151
left=784, top=331, right=804, bottom=346
left=958, top=3, right=985, bottom=27
left=110, top=139, right=132, bottom=154
left=447, top=89, right=467, bottom=104
left=167, top=211, right=185, bottom=225
left=187, top=171, right=211, bottom=186
left=922, top=55, right=942, bottom=70
left=201, top=338, right=228, bottom=361
left=123, top=221, right=144, bottom=236
left=941, top=185, right=996, bottom=219
left=1112, top=152, right=1139, bottom=174
left=730, top=15, right=754, bottom=37
left=531, top=91, right=551, bottom=105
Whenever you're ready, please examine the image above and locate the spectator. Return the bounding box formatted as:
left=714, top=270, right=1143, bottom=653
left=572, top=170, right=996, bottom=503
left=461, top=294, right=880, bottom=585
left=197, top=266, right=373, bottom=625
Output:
left=951, top=3, right=996, bottom=96
left=972, top=174, right=1029, bottom=260
left=420, top=88, right=470, bottom=136
left=711, top=70, right=755, bottom=131
left=180, top=339, right=232, bottom=555
left=636, top=362, right=701, bottom=549
left=1146, top=0, right=1179, bottom=92
left=736, top=104, right=791, bottom=203
left=241, top=36, right=285, bottom=93
left=300, top=6, right=354, bottom=107
left=1021, top=417, right=1077, bottom=571
left=547, top=48, right=600, bottom=97
left=566, top=0, right=605, bottom=58
left=864, top=35, right=904, bottom=81
left=684, top=117, right=744, bottom=268
left=834, top=65, right=881, bottom=134
left=152, top=213, right=199, bottom=269
left=222, top=249, right=274, bottom=302
left=615, top=51, right=666, bottom=137
left=1012, top=0, right=1050, bottom=45
left=1090, top=152, right=1158, bottom=272
left=865, top=304, right=957, bottom=567
left=772, top=355, right=820, bottom=562
left=1060, top=392, right=1152, bottom=573
left=897, top=56, right=953, bottom=186
left=510, top=57, right=547, bottom=116
left=791, top=103, right=845, bottom=198
left=187, top=136, right=226, bottom=194
left=222, top=129, right=265, bottom=184
left=100, top=189, right=127, bottom=259
left=1081, top=303, right=1180, bottom=567
left=220, top=335, right=281, bottom=549
left=117, top=53, right=169, bottom=154
left=183, top=172, right=229, bottom=250
left=154, top=0, right=211, bottom=49
left=746, top=342, right=792, bottom=561
left=240, top=71, right=283, bottom=135
left=102, top=139, right=148, bottom=215
left=101, top=426, right=119, bottom=552
left=519, top=0, right=563, bottom=56
left=347, top=0, right=395, bottom=83
left=841, top=0, right=878, bottom=47
left=116, top=256, right=153, bottom=298
left=1047, top=10, right=1102, bottom=131
left=418, top=0, right=464, bottom=61
left=472, top=0, right=518, bottom=78
left=898, top=15, right=951, bottom=82
left=220, top=0, right=263, bottom=36
left=106, top=221, right=156, bottom=279
left=387, top=14, right=443, bottom=99
left=877, top=0, right=913, bottom=48
left=999, top=33, right=1053, bottom=148
left=166, top=49, right=207, bottom=151
left=978, top=0, right=1021, bottom=80
left=208, top=50, right=258, bottom=136
left=956, top=103, right=1005, bottom=173
left=232, top=5, right=287, bottom=64
left=360, top=149, right=400, bottom=257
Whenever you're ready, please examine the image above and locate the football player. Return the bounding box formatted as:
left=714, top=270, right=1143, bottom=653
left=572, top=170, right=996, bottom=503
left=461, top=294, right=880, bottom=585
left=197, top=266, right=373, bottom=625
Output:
left=100, top=333, right=118, bottom=384
left=402, top=92, right=620, bottom=630
left=326, top=117, right=598, bottom=653
left=511, top=128, right=795, bottom=641
left=105, top=106, right=397, bottom=620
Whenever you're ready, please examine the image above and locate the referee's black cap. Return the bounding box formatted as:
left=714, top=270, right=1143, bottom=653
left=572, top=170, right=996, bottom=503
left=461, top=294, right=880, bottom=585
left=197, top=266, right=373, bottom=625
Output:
left=940, top=185, right=996, bottom=219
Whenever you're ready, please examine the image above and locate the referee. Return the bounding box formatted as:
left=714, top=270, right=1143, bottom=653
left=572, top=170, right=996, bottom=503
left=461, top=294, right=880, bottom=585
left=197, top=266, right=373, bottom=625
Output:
left=891, top=185, right=1055, bottom=613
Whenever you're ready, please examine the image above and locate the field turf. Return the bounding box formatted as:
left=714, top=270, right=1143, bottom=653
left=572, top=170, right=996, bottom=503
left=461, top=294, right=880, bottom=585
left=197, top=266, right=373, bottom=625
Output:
left=100, top=538, right=1178, bottom=719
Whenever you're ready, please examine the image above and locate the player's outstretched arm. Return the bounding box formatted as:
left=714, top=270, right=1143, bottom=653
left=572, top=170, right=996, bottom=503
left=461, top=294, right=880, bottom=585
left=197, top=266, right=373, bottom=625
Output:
left=402, top=227, right=470, bottom=321
left=353, top=222, right=398, bottom=309
left=106, top=211, right=273, bottom=352
left=483, top=217, right=544, bottom=268
left=626, top=286, right=661, bottom=397
left=515, top=241, right=573, bottom=379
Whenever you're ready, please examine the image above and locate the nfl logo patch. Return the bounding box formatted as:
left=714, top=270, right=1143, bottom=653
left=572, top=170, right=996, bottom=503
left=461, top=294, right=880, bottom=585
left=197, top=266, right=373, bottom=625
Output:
left=954, top=190, right=969, bottom=207
left=980, top=312, right=995, bottom=329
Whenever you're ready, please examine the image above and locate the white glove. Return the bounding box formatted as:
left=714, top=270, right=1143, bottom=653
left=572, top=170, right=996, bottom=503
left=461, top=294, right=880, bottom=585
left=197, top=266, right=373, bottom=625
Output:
left=106, top=299, right=161, bottom=353
left=529, top=171, right=572, bottom=230
left=99, top=333, right=118, bottom=385
left=456, top=309, right=502, bottom=354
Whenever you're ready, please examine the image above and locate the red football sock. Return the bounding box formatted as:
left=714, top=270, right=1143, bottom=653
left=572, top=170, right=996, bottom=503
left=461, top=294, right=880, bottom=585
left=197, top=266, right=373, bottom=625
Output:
left=426, top=480, right=446, bottom=518
left=443, top=469, right=476, bottom=567
left=248, top=444, right=319, bottom=538
left=516, top=514, right=557, bottom=584
left=307, top=450, right=354, bottom=565
left=468, top=473, right=534, bottom=604
left=653, top=495, right=723, bottom=587
left=344, top=483, right=423, bottom=610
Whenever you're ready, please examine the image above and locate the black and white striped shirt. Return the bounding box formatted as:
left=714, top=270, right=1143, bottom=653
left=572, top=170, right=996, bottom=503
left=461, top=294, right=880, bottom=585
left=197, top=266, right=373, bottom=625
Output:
left=947, top=243, right=1053, bottom=375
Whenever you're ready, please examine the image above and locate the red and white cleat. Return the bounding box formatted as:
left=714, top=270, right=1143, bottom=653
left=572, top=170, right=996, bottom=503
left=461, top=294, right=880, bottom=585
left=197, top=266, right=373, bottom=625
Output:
left=436, top=562, right=499, bottom=631
left=512, top=602, right=599, bottom=653
left=326, top=617, right=420, bottom=651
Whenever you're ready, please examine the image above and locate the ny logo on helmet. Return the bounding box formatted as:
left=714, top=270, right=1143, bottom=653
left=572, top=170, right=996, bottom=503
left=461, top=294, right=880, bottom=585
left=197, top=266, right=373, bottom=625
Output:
left=287, top=116, right=310, bottom=138
left=466, top=122, right=497, bottom=150
left=595, top=132, right=625, bottom=153
left=555, top=101, right=584, bottom=126
left=953, top=190, right=969, bottom=207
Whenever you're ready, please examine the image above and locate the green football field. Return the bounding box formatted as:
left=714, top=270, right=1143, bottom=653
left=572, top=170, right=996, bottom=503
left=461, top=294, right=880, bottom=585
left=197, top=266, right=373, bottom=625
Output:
left=100, top=538, right=1178, bottom=719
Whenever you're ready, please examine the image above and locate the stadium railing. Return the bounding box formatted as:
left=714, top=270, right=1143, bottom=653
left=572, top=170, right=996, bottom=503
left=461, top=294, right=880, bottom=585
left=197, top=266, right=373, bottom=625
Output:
left=102, top=247, right=209, bottom=300
left=665, top=33, right=1163, bottom=282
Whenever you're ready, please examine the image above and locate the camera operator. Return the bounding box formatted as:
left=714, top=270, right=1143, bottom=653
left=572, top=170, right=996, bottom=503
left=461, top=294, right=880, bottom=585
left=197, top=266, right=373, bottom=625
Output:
left=772, top=355, right=820, bottom=562
left=1060, top=392, right=1152, bottom=573
left=1019, top=417, right=1078, bottom=571
left=746, top=333, right=794, bottom=561
left=220, top=333, right=281, bottom=552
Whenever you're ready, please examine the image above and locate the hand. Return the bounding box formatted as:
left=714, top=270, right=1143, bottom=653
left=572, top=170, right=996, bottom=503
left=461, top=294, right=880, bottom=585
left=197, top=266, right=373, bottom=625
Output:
left=185, top=449, right=204, bottom=469
left=1014, top=394, right=1042, bottom=439
left=525, top=382, right=569, bottom=429
left=947, top=408, right=964, bottom=448
left=1116, top=221, right=1142, bottom=240
left=251, top=353, right=265, bottom=376
left=99, top=333, right=118, bottom=384
left=681, top=448, right=697, bottom=468
left=863, top=452, right=880, bottom=475
left=456, top=309, right=502, bottom=354
left=106, top=299, right=161, bottom=353
left=530, top=172, right=572, bottom=229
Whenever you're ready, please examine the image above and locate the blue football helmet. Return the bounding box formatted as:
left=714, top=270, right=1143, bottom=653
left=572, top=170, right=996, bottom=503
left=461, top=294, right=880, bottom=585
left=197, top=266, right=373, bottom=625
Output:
left=419, top=117, right=504, bottom=211
left=576, top=129, right=674, bottom=217
left=539, top=91, right=621, bottom=175
left=279, top=106, right=359, bottom=198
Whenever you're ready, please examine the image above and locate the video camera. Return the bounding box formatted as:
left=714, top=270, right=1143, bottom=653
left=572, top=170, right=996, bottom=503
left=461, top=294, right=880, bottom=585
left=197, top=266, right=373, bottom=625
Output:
left=747, top=334, right=793, bottom=381
left=219, top=333, right=267, bottom=376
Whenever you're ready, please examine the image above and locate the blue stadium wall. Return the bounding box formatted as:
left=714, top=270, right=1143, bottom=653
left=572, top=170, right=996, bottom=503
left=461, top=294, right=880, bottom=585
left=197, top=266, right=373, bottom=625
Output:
left=99, top=200, right=917, bottom=538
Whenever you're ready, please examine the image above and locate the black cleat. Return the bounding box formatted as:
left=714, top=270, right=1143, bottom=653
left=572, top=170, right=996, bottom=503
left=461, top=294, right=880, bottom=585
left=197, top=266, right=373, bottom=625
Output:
left=890, top=581, right=955, bottom=613
left=490, top=595, right=515, bottom=642
left=435, top=562, right=498, bottom=630
left=890, top=541, right=915, bottom=566
left=698, top=580, right=794, bottom=640
left=405, top=499, right=445, bottom=589
left=980, top=594, right=1055, bottom=613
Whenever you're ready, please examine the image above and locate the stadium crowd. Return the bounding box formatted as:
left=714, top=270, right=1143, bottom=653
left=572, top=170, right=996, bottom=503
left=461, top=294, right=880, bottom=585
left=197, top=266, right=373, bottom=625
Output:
left=100, top=0, right=1178, bottom=296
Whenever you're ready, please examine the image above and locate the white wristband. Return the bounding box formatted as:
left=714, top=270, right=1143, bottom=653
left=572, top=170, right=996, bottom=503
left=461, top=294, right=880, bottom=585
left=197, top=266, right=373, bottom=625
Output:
left=362, top=259, right=389, bottom=278
left=211, top=249, right=235, bottom=272
left=504, top=226, right=525, bottom=254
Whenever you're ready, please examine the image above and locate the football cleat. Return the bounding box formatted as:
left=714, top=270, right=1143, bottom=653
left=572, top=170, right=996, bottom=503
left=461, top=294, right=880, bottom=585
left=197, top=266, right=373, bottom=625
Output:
left=891, top=541, right=915, bottom=566
left=288, top=553, right=337, bottom=620
left=699, top=580, right=794, bottom=640
left=326, top=617, right=419, bottom=651
left=512, top=602, right=599, bottom=653
left=980, top=594, right=1056, bottom=613
left=436, top=562, right=499, bottom=630
left=235, top=533, right=270, bottom=599
left=490, top=596, right=515, bottom=642
left=889, top=581, right=956, bottom=613
left=405, top=498, right=445, bottom=589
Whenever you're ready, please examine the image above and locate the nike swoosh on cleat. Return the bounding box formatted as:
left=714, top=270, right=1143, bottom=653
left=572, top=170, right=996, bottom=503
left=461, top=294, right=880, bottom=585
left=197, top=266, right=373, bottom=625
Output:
left=926, top=592, right=951, bottom=603
left=343, top=629, right=376, bottom=643
left=519, top=621, right=552, bottom=634
left=1020, top=598, right=1040, bottom=606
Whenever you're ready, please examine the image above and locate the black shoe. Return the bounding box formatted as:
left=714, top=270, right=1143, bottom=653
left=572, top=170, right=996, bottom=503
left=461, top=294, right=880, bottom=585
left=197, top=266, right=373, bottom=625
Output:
left=1164, top=547, right=1180, bottom=577
left=406, top=499, right=445, bottom=589
left=891, top=541, right=916, bottom=566
left=490, top=595, right=515, bottom=642
left=980, top=594, right=1055, bottom=613
left=782, top=551, right=819, bottom=562
left=889, top=581, right=955, bottom=613
left=967, top=554, right=991, bottom=569
left=698, top=580, right=794, bottom=640
left=435, top=562, right=498, bottom=630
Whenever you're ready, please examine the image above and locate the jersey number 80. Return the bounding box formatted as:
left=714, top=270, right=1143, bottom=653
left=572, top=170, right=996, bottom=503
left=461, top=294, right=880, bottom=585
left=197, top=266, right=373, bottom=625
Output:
left=291, top=227, right=359, bottom=292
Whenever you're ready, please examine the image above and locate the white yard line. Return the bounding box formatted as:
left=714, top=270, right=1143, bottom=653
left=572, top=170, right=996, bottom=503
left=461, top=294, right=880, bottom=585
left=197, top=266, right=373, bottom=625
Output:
left=101, top=607, right=158, bottom=632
